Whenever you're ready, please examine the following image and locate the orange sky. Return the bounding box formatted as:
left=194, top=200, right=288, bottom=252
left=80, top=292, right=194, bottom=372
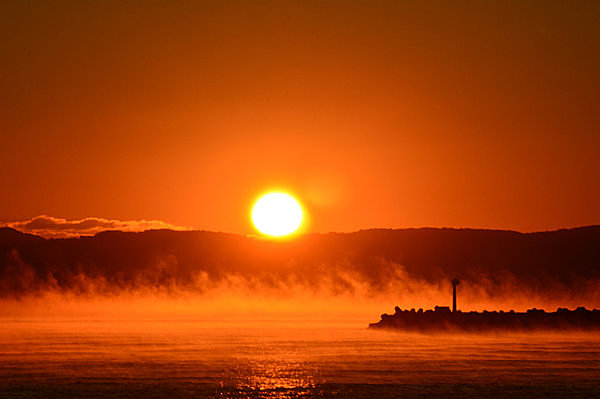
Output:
left=1, top=1, right=599, bottom=234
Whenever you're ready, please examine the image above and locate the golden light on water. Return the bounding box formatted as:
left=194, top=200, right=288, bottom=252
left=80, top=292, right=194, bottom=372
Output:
left=251, top=193, right=303, bottom=237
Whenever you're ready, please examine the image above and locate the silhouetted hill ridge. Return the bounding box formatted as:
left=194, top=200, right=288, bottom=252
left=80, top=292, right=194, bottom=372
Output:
left=0, top=226, right=599, bottom=298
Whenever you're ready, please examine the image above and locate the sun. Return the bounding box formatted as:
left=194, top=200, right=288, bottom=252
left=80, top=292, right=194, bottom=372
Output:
left=252, top=192, right=303, bottom=237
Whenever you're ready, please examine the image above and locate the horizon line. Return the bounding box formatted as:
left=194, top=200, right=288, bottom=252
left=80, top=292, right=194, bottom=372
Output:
left=2, top=219, right=599, bottom=240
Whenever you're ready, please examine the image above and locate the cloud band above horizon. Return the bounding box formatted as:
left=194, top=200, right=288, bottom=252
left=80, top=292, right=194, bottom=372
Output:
left=1, top=215, right=190, bottom=238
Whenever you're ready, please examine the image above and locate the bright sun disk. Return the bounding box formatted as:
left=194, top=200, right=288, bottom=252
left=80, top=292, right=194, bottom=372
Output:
left=252, top=192, right=303, bottom=237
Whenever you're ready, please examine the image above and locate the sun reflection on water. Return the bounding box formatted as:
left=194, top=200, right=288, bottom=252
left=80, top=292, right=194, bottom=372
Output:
left=221, top=359, right=319, bottom=398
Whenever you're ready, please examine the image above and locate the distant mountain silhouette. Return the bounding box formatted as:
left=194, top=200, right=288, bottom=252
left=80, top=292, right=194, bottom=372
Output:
left=1, top=226, right=599, bottom=300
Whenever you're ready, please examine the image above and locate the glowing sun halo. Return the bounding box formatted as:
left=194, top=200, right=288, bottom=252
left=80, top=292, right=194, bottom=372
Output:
left=252, top=193, right=303, bottom=237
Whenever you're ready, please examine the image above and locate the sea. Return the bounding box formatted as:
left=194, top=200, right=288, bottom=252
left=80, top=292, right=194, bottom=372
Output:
left=1, top=319, right=599, bottom=398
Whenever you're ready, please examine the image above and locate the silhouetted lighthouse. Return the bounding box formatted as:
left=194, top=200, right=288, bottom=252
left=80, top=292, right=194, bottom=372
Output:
left=451, top=278, right=460, bottom=312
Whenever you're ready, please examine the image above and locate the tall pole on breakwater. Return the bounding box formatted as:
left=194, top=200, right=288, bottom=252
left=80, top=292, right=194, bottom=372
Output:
left=452, top=278, right=460, bottom=312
